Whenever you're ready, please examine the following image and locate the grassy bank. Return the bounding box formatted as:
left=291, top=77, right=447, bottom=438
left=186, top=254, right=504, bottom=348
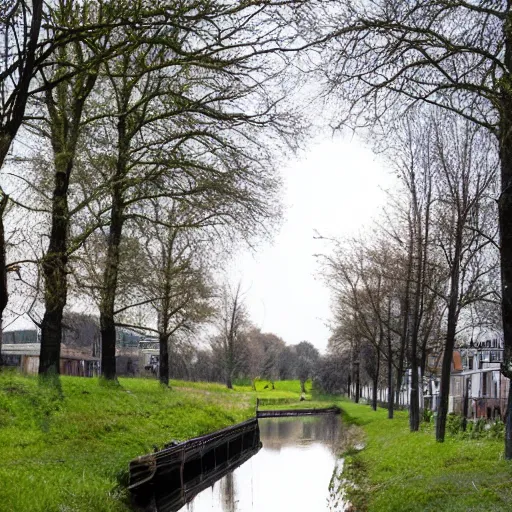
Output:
left=6, top=372, right=507, bottom=512
left=1, top=373, right=321, bottom=511
left=338, top=400, right=512, bottom=512
left=0, top=373, right=257, bottom=512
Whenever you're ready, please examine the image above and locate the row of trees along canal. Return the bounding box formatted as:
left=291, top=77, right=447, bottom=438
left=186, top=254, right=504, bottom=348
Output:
left=318, top=110, right=500, bottom=443
left=2, top=0, right=512, bottom=459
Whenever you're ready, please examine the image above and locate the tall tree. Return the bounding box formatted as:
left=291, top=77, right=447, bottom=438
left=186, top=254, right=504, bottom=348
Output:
left=430, top=116, right=498, bottom=441
left=212, top=282, right=249, bottom=389
left=37, top=1, right=104, bottom=377
left=135, top=203, right=214, bottom=387
left=0, top=0, right=43, bottom=366
left=89, top=0, right=304, bottom=380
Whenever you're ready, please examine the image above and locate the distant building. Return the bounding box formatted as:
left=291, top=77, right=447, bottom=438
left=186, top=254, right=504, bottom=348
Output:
left=2, top=321, right=159, bottom=378
left=3, top=329, right=40, bottom=344
left=2, top=343, right=100, bottom=377
left=138, top=338, right=160, bottom=375
left=450, top=336, right=508, bottom=419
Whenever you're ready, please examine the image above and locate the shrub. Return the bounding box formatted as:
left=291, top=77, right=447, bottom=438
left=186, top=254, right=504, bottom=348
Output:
left=446, top=413, right=464, bottom=435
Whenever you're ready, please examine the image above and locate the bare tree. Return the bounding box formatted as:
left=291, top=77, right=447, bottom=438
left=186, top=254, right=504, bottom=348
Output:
left=430, top=116, right=498, bottom=441
left=0, top=0, right=43, bottom=364
left=134, top=204, right=214, bottom=387
left=212, top=282, right=249, bottom=389
left=88, top=1, right=305, bottom=381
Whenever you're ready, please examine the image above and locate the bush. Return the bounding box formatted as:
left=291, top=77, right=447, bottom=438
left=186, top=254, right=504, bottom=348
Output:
left=488, top=419, right=505, bottom=439
left=446, top=413, right=464, bottom=435
left=465, top=418, right=504, bottom=440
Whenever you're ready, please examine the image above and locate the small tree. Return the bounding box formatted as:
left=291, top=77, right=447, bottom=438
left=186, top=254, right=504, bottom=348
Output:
left=295, top=341, right=320, bottom=394
left=212, top=282, right=249, bottom=389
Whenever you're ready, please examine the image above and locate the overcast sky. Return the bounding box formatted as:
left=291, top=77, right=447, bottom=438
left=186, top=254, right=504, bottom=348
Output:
left=227, top=133, right=396, bottom=354
left=6, top=133, right=396, bottom=352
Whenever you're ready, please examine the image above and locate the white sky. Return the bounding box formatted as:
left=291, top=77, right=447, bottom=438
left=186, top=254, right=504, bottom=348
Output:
left=227, top=133, right=395, bottom=354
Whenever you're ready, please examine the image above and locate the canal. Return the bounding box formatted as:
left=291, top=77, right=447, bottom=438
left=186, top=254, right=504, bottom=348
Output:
left=178, top=414, right=345, bottom=512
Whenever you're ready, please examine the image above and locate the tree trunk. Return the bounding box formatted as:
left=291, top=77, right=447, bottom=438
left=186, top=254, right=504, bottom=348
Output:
left=409, top=363, right=420, bottom=431
left=39, top=166, right=70, bottom=376
left=100, top=114, right=127, bottom=381
left=159, top=333, right=169, bottom=386
left=462, top=378, right=470, bottom=431
left=99, top=196, right=123, bottom=381
left=387, top=339, right=394, bottom=419
left=499, top=35, right=512, bottom=457
left=0, top=193, right=8, bottom=368
left=300, top=379, right=306, bottom=394
left=506, top=380, right=512, bottom=459
left=409, top=285, right=422, bottom=430
left=372, top=346, right=380, bottom=411
left=355, top=362, right=360, bottom=403
left=499, top=135, right=512, bottom=456
left=100, top=313, right=117, bottom=380
left=395, top=365, right=403, bottom=407
left=436, top=232, right=461, bottom=442
left=397, top=223, right=413, bottom=408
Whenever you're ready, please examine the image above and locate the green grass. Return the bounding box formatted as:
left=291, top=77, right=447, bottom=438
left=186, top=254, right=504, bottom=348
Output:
left=0, top=372, right=255, bottom=512
left=5, top=372, right=508, bottom=512
left=337, top=400, right=512, bottom=512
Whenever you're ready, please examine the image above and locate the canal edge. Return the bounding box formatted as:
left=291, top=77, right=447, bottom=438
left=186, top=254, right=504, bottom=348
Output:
left=333, top=407, right=369, bottom=512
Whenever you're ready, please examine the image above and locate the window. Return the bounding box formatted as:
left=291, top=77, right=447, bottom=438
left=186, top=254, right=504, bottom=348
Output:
left=490, top=351, right=503, bottom=363
left=468, top=357, right=473, bottom=370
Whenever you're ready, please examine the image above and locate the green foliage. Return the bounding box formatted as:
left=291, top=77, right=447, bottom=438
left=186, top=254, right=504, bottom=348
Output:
left=446, top=413, right=465, bottom=435
left=441, top=414, right=505, bottom=441
left=464, top=418, right=505, bottom=440
left=422, top=408, right=433, bottom=423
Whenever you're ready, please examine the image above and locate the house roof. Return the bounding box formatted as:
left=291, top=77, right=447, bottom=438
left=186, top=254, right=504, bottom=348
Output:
left=426, top=350, right=464, bottom=374
left=2, top=343, right=99, bottom=361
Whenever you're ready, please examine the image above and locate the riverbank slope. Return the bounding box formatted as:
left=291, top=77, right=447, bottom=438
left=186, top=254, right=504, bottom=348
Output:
left=1, top=373, right=259, bottom=512
left=338, top=400, right=512, bottom=512
left=1, top=373, right=322, bottom=512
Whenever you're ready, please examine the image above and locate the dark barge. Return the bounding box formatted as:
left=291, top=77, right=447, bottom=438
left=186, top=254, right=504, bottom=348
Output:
left=256, top=406, right=341, bottom=418
left=129, top=418, right=261, bottom=512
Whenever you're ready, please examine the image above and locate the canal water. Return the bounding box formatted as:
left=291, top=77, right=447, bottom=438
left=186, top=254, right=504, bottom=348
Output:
left=178, top=414, right=345, bottom=512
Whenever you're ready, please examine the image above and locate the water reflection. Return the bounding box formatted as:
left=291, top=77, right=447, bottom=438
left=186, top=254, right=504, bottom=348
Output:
left=182, top=415, right=344, bottom=512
